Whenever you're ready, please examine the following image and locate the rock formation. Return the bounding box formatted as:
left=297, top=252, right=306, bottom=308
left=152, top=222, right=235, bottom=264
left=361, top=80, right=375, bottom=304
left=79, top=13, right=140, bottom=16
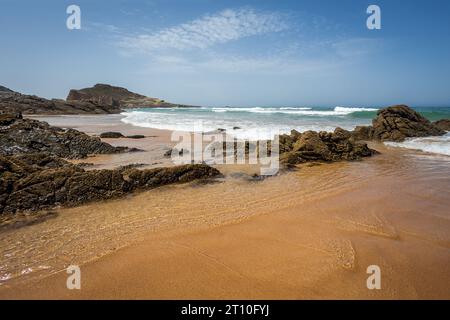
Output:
left=0, top=87, right=123, bottom=114
left=0, top=153, right=220, bottom=214
left=351, top=105, right=446, bottom=142
left=67, top=83, right=197, bottom=109
left=433, top=119, right=450, bottom=131
left=0, top=83, right=199, bottom=115
left=99, top=131, right=125, bottom=139
left=0, top=113, right=133, bottom=158
left=279, top=128, right=376, bottom=165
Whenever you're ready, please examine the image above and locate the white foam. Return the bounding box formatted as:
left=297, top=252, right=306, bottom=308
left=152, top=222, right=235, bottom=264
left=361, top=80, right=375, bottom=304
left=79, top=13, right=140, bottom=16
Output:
left=120, top=110, right=357, bottom=140
left=210, top=106, right=378, bottom=116
left=385, top=133, right=450, bottom=156
left=334, top=106, right=378, bottom=112
left=210, top=107, right=312, bottom=114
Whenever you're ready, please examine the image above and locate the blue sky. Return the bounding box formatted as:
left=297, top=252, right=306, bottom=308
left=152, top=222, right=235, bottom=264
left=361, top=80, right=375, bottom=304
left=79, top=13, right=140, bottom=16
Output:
left=0, top=0, right=449, bottom=107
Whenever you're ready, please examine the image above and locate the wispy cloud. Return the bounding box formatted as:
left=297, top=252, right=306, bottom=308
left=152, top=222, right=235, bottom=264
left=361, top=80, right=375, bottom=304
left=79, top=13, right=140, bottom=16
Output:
left=119, top=8, right=288, bottom=52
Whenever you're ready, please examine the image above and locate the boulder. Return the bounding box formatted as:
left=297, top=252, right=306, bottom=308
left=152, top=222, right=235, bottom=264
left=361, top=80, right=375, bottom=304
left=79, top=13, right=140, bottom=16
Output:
left=371, top=105, right=445, bottom=141
left=100, top=131, right=124, bottom=139
left=278, top=127, right=376, bottom=165
left=0, top=113, right=131, bottom=158
left=433, top=119, right=450, bottom=131
left=351, top=125, right=374, bottom=141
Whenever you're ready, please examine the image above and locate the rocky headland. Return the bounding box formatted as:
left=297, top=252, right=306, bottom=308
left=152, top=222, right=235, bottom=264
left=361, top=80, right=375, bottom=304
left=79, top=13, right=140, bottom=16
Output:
left=0, top=83, right=198, bottom=115
left=67, top=83, right=196, bottom=109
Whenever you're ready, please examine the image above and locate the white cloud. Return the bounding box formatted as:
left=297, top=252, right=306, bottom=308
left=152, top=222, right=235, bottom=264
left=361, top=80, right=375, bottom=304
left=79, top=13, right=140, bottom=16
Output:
left=119, top=8, right=288, bottom=52
left=137, top=51, right=345, bottom=78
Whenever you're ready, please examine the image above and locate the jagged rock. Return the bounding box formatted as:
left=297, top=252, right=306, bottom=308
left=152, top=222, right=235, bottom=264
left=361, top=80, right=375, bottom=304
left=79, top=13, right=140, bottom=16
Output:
left=371, top=105, right=445, bottom=141
left=164, top=148, right=185, bottom=157
left=0, top=89, right=123, bottom=115
left=1, top=83, right=199, bottom=115
left=279, top=128, right=376, bottom=165
left=0, top=113, right=130, bottom=159
left=433, top=119, right=450, bottom=131
left=0, top=112, right=22, bottom=126
left=100, top=131, right=124, bottom=139
left=67, top=83, right=198, bottom=109
left=352, top=126, right=374, bottom=141
left=0, top=154, right=221, bottom=214
left=0, top=85, right=14, bottom=93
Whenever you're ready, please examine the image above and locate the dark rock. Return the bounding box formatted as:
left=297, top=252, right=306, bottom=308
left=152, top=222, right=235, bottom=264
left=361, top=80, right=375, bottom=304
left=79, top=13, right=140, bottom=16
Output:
left=127, top=147, right=145, bottom=153
left=67, top=83, right=200, bottom=109
left=371, top=105, right=445, bottom=141
left=0, top=112, right=22, bottom=126
left=0, top=84, right=200, bottom=115
left=0, top=85, right=15, bottom=93
left=76, top=162, right=95, bottom=168
left=117, top=163, right=147, bottom=170
left=233, top=126, right=241, bottom=130
left=0, top=90, right=123, bottom=115
left=278, top=127, right=376, bottom=165
left=433, top=119, right=450, bottom=131
left=0, top=113, right=131, bottom=159
left=164, top=148, right=185, bottom=157
left=352, top=126, right=374, bottom=141
left=0, top=153, right=221, bottom=214
left=100, top=131, right=124, bottom=139
left=126, top=135, right=145, bottom=139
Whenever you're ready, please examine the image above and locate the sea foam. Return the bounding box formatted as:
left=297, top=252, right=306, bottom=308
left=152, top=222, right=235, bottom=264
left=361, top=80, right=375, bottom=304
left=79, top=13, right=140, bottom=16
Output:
left=385, top=133, right=450, bottom=156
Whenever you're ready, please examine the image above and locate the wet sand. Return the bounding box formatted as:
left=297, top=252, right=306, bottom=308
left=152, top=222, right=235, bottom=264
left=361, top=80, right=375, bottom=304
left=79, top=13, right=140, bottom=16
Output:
left=0, top=115, right=449, bottom=299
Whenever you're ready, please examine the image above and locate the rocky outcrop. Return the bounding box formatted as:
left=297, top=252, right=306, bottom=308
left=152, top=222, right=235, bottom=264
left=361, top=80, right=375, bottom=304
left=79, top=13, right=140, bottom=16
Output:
left=361, top=105, right=445, bottom=142
left=351, top=126, right=374, bottom=141
left=0, top=154, right=220, bottom=214
left=0, top=88, right=123, bottom=115
left=100, top=131, right=125, bottom=139
left=67, top=83, right=198, bottom=109
left=1, top=83, right=199, bottom=115
left=99, top=132, right=146, bottom=139
left=279, top=128, right=376, bottom=165
left=433, top=119, right=450, bottom=131
left=0, top=113, right=132, bottom=159
left=0, top=85, right=14, bottom=93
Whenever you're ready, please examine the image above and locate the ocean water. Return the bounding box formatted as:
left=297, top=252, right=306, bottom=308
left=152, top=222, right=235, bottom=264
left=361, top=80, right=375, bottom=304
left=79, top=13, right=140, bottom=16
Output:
left=121, top=106, right=450, bottom=156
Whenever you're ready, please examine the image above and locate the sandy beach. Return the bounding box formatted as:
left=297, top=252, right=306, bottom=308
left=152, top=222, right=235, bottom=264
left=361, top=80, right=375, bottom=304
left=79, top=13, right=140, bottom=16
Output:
left=0, top=114, right=449, bottom=299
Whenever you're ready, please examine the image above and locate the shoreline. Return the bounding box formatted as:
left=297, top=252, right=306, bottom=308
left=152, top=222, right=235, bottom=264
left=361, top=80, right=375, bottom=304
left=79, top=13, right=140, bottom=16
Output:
left=1, top=113, right=449, bottom=299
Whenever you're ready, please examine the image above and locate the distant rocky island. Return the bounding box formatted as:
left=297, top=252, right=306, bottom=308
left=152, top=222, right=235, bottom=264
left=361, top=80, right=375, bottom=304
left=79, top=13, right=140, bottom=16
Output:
left=0, top=83, right=199, bottom=115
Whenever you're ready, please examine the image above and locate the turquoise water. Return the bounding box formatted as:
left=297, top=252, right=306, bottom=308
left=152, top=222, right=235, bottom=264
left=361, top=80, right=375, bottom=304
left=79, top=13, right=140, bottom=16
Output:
left=121, top=106, right=450, bottom=141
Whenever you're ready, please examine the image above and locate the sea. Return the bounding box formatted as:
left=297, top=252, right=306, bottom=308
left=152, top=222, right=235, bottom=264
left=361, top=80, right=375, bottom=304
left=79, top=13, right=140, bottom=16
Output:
left=121, top=106, right=450, bottom=156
